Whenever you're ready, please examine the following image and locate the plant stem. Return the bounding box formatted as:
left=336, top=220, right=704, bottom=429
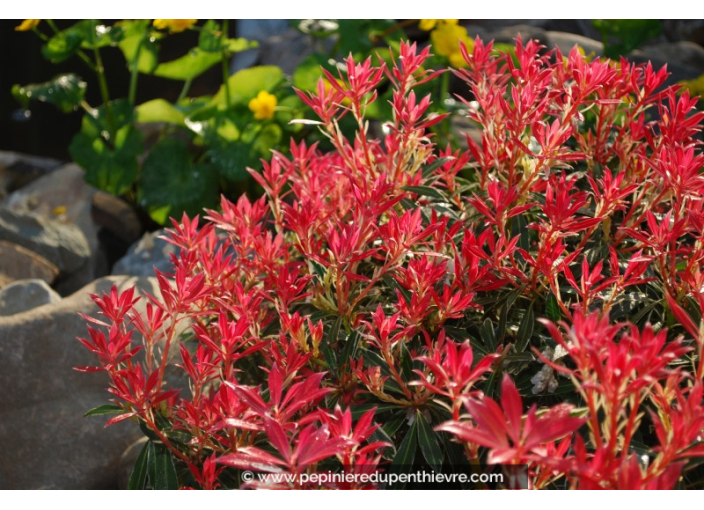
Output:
left=221, top=19, right=232, bottom=110
left=128, top=34, right=144, bottom=106
left=438, top=72, right=451, bottom=144
left=87, top=21, right=116, bottom=140
left=177, top=78, right=193, bottom=104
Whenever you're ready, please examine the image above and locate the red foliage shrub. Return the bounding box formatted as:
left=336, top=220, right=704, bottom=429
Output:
left=79, top=37, right=704, bottom=489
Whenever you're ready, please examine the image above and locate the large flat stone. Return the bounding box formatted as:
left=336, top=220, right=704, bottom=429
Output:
left=0, top=276, right=161, bottom=489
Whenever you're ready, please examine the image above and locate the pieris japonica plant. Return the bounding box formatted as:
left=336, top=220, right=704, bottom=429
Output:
left=79, top=36, right=704, bottom=489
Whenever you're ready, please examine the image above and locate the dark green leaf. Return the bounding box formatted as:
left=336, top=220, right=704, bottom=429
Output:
left=383, top=413, right=407, bottom=437
left=320, top=316, right=341, bottom=375
left=147, top=442, right=179, bottom=490
left=516, top=302, right=535, bottom=352
left=388, top=416, right=418, bottom=489
left=69, top=124, right=143, bottom=196
left=369, top=425, right=396, bottom=460
left=546, top=293, right=561, bottom=322
left=511, top=213, right=531, bottom=252
left=336, top=19, right=395, bottom=55
left=399, top=342, right=414, bottom=380
left=504, top=352, right=535, bottom=363
left=402, top=185, right=447, bottom=201
left=128, top=440, right=150, bottom=490
left=351, top=403, right=400, bottom=420
left=139, top=421, right=161, bottom=442
left=12, top=74, right=86, bottom=113
left=339, top=330, right=361, bottom=365
left=42, top=27, right=85, bottom=63
left=422, top=156, right=456, bottom=179
left=139, top=138, right=219, bottom=224
left=416, top=412, right=443, bottom=470
left=82, top=99, right=135, bottom=136
left=199, top=20, right=224, bottom=52
left=84, top=404, right=122, bottom=417
left=79, top=20, right=124, bottom=49
left=480, top=318, right=497, bottom=352
left=497, top=302, right=509, bottom=343
left=383, top=275, right=412, bottom=306
left=42, top=20, right=121, bottom=64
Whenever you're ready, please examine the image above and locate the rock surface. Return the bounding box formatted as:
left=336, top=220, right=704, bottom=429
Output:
left=545, top=31, right=604, bottom=56
left=640, top=41, right=704, bottom=70
left=0, top=241, right=59, bottom=289
left=0, top=151, right=62, bottom=198
left=112, top=229, right=177, bottom=277
left=0, top=276, right=160, bottom=489
left=1, top=163, right=106, bottom=293
left=91, top=191, right=142, bottom=245
left=0, top=209, right=90, bottom=278
left=0, top=279, right=60, bottom=316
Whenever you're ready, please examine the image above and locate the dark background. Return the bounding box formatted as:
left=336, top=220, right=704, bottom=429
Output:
left=0, top=20, right=229, bottom=160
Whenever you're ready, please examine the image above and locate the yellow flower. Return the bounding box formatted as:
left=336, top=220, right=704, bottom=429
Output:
left=419, top=19, right=458, bottom=31
left=152, top=19, right=197, bottom=33
left=322, top=78, right=351, bottom=106
left=448, top=52, right=467, bottom=69
left=15, top=19, right=40, bottom=32
left=431, top=23, right=474, bottom=62
left=248, top=91, right=277, bottom=120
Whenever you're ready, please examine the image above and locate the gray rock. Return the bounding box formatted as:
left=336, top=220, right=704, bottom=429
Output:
left=544, top=20, right=603, bottom=42
left=639, top=41, right=704, bottom=72
left=91, top=191, right=142, bottom=245
left=0, top=279, right=60, bottom=316
left=1, top=163, right=106, bottom=292
left=231, top=19, right=291, bottom=72
left=546, top=31, right=604, bottom=56
left=661, top=20, right=704, bottom=45
left=0, top=240, right=59, bottom=289
left=466, top=24, right=548, bottom=45
left=0, top=276, right=161, bottom=489
left=629, top=49, right=702, bottom=85
left=0, top=151, right=62, bottom=198
left=112, top=229, right=177, bottom=277
left=231, top=21, right=337, bottom=75
left=0, top=208, right=91, bottom=281
left=469, top=19, right=550, bottom=30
